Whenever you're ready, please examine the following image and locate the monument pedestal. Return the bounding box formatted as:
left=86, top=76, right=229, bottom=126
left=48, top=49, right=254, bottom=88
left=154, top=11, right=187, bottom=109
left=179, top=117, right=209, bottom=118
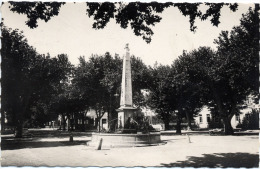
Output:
left=117, top=106, right=136, bottom=128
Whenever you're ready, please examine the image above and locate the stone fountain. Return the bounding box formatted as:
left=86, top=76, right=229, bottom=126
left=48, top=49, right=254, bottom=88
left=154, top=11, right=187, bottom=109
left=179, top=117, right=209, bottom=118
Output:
left=88, top=44, right=161, bottom=148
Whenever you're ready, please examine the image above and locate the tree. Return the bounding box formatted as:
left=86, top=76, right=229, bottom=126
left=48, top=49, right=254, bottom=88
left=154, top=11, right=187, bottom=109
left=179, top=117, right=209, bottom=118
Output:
left=211, top=8, right=258, bottom=134
left=183, top=47, right=238, bottom=134
left=131, top=56, right=152, bottom=109
left=179, top=9, right=258, bottom=135
left=99, top=53, right=122, bottom=130
left=147, top=56, right=205, bottom=133
left=1, top=26, right=48, bottom=137
left=171, top=54, right=205, bottom=131
left=237, top=109, right=259, bottom=130
left=28, top=102, right=57, bottom=128
left=1, top=26, right=73, bottom=137
left=73, top=53, right=122, bottom=131
left=47, top=54, right=80, bottom=131
left=49, top=76, right=88, bottom=131
left=7, top=2, right=239, bottom=43
left=8, top=2, right=65, bottom=28
left=147, top=57, right=205, bottom=133
left=147, top=64, right=175, bottom=130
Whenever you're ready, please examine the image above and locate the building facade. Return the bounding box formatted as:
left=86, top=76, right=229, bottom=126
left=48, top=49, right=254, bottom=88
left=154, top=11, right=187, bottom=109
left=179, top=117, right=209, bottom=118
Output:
left=194, top=95, right=259, bottom=129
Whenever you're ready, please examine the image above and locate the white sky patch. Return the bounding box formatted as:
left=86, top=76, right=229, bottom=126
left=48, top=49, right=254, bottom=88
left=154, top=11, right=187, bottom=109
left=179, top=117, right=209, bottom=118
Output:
left=0, top=2, right=254, bottom=66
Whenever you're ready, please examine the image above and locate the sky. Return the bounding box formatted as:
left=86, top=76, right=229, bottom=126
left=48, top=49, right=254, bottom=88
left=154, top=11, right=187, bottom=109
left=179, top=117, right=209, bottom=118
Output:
left=1, top=2, right=255, bottom=66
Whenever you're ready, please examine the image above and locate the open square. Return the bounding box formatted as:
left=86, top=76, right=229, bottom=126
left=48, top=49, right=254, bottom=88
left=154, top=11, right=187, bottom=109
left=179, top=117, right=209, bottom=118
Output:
left=1, top=130, right=259, bottom=167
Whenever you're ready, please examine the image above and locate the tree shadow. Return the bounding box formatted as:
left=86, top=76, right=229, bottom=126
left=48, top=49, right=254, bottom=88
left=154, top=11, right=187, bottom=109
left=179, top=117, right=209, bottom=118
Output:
left=162, top=138, right=185, bottom=142
left=2, top=140, right=89, bottom=150
left=234, top=133, right=259, bottom=136
left=160, top=152, right=259, bottom=168
left=28, top=130, right=92, bottom=137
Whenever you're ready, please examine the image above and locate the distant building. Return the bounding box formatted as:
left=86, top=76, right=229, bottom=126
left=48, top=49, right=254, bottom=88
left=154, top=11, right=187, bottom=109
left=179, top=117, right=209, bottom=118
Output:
left=86, top=110, right=108, bottom=130
left=194, top=95, right=259, bottom=129
left=194, top=106, right=212, bottom=129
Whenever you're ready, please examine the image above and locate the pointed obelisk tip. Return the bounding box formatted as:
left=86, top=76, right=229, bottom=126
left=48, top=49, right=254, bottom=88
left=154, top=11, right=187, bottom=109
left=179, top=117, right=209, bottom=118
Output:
left=125, top=43, right=129, bottom=52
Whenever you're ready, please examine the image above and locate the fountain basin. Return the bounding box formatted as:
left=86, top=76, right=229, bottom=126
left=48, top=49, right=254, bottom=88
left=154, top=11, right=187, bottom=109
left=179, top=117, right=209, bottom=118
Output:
left=88, top=132, right=161, bottom=148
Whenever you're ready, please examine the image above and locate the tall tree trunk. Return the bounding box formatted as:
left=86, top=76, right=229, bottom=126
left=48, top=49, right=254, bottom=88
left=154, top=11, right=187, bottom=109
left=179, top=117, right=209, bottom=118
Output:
left=62, top=121, right=66, bottom=130
left=185, top=111, right=192, bottom=131
left=62, top=114, right=66, bottom=130
left=97, top=117, right=101, bottom=132
left=210, top=82, right=234, bottom=135
left=1, top=111, right=5, bottom=134
left=255, top=4, right=259, bottom=106
left=107, top=111, right=110, bottom=131
left=71, top=113, right=74, bottom=131
left=15, top=120, right=23, bottom=138
left=14, top=103, right=25, bottom=138
left=176, top=112, right=182, bottom=134
left=82, top=115, right=85, bottom=132
left=94, top=117, right=98, bottom=128
left=163, top=112, right=170, bottom=130
left=95, top=108, right=105, bottom=132
left=14, top=94, right=31, bottom=138
left=66, top=114, right=71, bottom=131
left=222, top=116, right=234, bottom=135
left=164, top=119, right=170, bottom=130
left=108, top=94, right=111, bottom=130
left=108, top=110, right=116, bottom=132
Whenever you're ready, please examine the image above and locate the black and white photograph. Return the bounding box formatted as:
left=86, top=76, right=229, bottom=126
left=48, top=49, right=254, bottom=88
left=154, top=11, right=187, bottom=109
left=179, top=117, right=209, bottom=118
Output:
left=1, top=1, right=259, bottom=167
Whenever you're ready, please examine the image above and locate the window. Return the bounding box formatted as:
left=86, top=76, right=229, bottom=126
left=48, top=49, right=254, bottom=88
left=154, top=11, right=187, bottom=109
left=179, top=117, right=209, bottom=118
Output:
left=102, top=119, right=107, bottom=124
left=207, top=114, right=210, bottom=122
left=78, top=119, right=82, bottom=124
left=199, top=114, right=203, bottom=123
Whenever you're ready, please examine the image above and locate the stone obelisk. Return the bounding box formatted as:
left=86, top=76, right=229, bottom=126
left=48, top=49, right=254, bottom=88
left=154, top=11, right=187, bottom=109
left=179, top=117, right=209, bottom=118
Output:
left=117, top=44, right=136, bottom=128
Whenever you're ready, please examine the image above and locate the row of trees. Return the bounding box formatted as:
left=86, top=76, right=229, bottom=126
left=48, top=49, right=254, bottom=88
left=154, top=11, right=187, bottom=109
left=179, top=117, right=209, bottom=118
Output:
left=148, top=8, right=258, bottom=134
left=2, top=8, right=258, bottom=137
left=1, top=26, right=150, bottom=136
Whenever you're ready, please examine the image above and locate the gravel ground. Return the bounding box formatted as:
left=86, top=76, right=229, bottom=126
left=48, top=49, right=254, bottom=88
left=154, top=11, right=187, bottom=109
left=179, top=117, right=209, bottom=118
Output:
left=1, top=133, right=259, bottom=167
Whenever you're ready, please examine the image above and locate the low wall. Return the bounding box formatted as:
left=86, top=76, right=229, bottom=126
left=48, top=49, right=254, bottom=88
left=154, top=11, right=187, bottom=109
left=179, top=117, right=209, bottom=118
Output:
left=88, top=132, right=161, bottom=148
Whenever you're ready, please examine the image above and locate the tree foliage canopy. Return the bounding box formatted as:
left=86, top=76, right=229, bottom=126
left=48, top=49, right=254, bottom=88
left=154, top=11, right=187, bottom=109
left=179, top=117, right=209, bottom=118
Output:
left=8, top=1, right=65, bottom=28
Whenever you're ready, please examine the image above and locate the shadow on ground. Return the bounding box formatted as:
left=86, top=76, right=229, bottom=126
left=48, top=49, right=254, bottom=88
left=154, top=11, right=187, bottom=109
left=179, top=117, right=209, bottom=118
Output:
left=1, top=129, right=93, bottom=150
left=160, top=152, right=259, bottom=168
left=2, top=140, right=89, bottom=150
left=162, top=138, right=186, bottom=142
